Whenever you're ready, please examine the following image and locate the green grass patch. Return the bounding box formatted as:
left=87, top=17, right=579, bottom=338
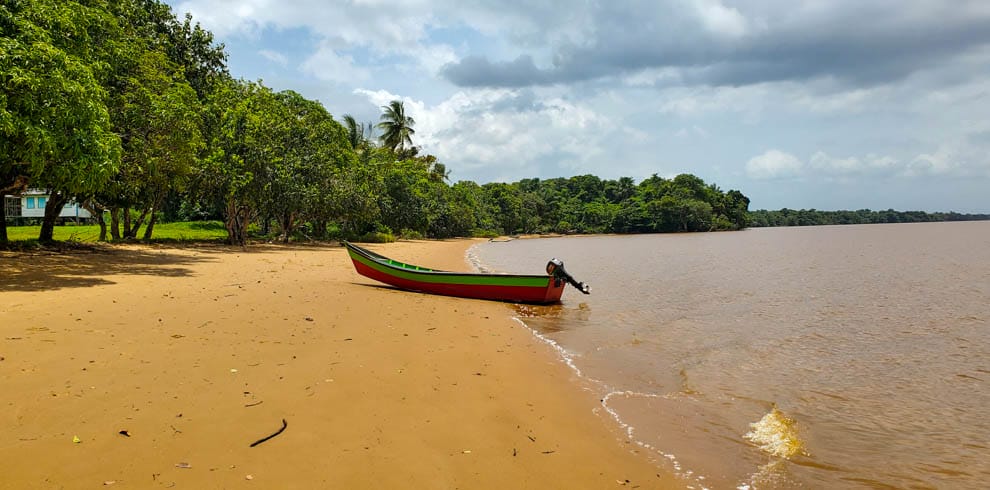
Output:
left=3, top=221, right=228, bottom=243
left=356, top=231, right=396, bottom=243
left=150, top=221, right=227, bottom=241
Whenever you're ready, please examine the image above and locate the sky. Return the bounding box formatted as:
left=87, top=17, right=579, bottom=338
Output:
left=165, top=0, right=990, bottom=212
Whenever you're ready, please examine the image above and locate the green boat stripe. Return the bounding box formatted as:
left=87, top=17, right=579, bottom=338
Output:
left=349, top=249, right=550, bottom=287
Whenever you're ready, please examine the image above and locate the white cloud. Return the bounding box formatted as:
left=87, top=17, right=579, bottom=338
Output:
left=175, top=0, right=446, bottom=75
left=675, top=125, right=710, bottom=139
left=174, top=0, right=266, bottom=38
left=353, top=87, right=611, bottom=179
left=301, top=44, right=370, bottom=84
left=746, top=150, right=803, bottom=180
left=258, top=49, right=287, bottom=67
left=809, top=151, right=900, bottom=176
left=759, top=144, right=990, bottom=182
left=692, top=0, right=749, bottom=38
left=905, top=138, right=990, bottom=178
left=656, top=84, right=771, bottom=120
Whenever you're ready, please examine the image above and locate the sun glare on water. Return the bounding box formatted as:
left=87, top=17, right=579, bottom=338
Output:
left=744, top=407, right=804, bottom=459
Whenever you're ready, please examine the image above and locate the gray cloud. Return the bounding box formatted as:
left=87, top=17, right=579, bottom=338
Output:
left=441, top=55, right=551, bottom=87
left=441, top=1, right=990, bottom=89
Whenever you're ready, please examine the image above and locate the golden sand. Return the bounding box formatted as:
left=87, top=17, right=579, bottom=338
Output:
left=1, top=240, right=679, bottom=488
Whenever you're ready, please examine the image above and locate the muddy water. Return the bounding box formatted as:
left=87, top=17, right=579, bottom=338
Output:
left=470, top=222, right=990, bottom=489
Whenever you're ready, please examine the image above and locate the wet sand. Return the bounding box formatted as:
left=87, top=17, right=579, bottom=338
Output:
left=0, top=240, right=678, bottom=488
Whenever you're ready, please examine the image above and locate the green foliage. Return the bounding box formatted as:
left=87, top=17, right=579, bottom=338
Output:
left=1, top=0, right=123, bottom=242
left=398, top=228, right=424, bottom=240
left=357, top=231, right=396, bottom=243
left=748, top=208, right=990, bottom=227
left=471, top=229, right=501, bottom=239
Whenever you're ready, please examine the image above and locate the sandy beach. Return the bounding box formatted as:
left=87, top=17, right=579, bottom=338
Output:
left=1, top=240, right=678, bottom=489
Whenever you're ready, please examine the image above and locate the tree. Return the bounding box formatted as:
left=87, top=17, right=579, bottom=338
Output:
left=451, top=180, right=495, bottom=235
left=379, top=160, right=430, bottom=234
left=722, top=190, right=750, bottom=229
left=196, top=79, right=274, bottom=245
left=377, top=100, right=415, bottom=154
left=266, top=90, right=354, bottom=242
left=342, top=114, right=375, bottom=152
left=482, top=182, right=524, bottom=234
left=0, top=0, right=122, bottom=243
left=605, top=176, right=636, bottom=203
left=111, top=51, right=203, bottom=240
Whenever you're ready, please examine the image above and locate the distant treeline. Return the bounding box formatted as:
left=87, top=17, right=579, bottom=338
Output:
left=748, top=209, right=990, bottom=227
left=165, top=171, right=751, bottom=239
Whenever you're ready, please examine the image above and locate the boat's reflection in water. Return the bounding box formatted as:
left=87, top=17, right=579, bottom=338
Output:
left=512, top=302, right=591, bottom=334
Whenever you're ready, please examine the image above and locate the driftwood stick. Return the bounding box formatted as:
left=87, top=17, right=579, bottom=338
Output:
left=250, top=419, right=287, bottom=447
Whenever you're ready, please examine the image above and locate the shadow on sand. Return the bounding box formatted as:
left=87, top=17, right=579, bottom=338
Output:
left=0, top=245, right=217, bottom=292
left=0, top=241, right=348, bottom=292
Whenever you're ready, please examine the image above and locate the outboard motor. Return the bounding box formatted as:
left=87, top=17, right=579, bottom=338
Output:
left=546, top=258, right=591, bottom=294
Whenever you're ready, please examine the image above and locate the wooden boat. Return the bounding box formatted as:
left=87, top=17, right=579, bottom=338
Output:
left=343, top=241, right=590, bottom=304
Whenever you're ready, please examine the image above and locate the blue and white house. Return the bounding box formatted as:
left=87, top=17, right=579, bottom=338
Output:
left=3, top=190, right=93, bottom=222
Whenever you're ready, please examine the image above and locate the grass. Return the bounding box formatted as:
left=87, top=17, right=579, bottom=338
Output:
left=3, top=220, right=228, bottom=243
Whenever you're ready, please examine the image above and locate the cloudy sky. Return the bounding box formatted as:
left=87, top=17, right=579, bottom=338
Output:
left=165, top=0, right=990, bottom=212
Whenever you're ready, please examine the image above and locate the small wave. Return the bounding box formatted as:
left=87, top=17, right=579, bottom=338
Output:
left=465, top=243, right=493, bottom=273
left=512, top=315, right=714, bottom=489
left=600, top=391, right=714, bottom=488
left=744, top=407, right=805, bottom=458
left=510, top=317, right=587, bottom=379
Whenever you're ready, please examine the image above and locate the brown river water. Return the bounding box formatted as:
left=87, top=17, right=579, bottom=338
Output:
left=469, top=222, right=990, bottom=489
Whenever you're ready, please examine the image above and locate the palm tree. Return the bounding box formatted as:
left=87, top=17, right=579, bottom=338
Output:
left=377, top=100, right=415, bottom=154
left=343, top=114, right=363, bottom=150
left=429, top=162, right=451, bottom=182
left=343, top=114, right=376, bottom=152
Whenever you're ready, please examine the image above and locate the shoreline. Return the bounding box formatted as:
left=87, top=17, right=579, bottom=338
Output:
left=1, top=239, right=680, bottom=488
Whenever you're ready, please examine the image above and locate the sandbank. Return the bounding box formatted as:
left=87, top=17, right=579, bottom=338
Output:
left=1, top=240, right=679, bottom=488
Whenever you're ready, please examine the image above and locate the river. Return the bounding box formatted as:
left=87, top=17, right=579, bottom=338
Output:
left=470, top=222, right=990, bottom=489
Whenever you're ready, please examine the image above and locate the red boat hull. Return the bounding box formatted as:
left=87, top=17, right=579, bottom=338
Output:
left=344, top=242, right=566, bottom=304
left=351, top=258, right=565, bottom=303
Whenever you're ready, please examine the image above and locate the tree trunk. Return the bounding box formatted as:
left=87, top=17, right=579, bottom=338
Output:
left=110, top=207, right=121, bottom=240
left=81, top=200, right=107, bottom=241
left=123, top=206, right=132, bottom=239
left=225, top=199, right=250, bottom=246
left=0, top=196, right=7, bottom=243
left=143, top=207, right=158, bottom=240
left=126, top=207, right=149, bottom=239
left=39, top=191, right=69, bottom=243
left=312, top=219, right=327, bottom=240
left=143, top=189, right=166, bottom=240
left=224, top=201, right=237, bottom=245
left=1, top=175, right=29, bottom=243
left=279, top=211, right=295, bottom=243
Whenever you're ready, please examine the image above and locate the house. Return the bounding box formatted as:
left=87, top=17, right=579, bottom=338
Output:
left=3, top=190, right=93, bottom=223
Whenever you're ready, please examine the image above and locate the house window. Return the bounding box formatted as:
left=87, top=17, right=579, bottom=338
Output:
left=26, top=197, right=35, bottom=209
left=38, top=197, right=47, bottom=208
